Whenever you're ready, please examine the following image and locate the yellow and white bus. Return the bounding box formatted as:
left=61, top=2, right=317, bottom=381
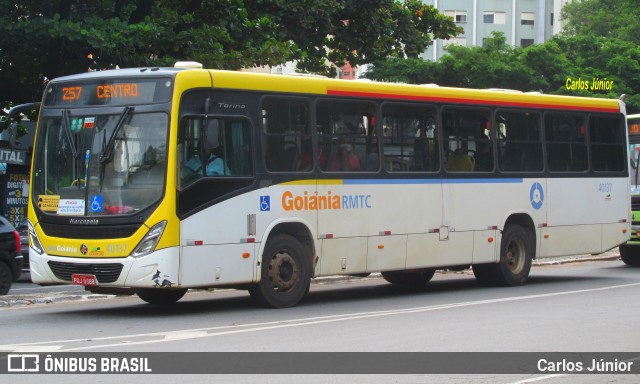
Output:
left=27, top=64, right=631, bottom=307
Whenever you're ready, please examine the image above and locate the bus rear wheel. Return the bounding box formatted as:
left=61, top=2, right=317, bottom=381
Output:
left=473, top=224, right=532, bottom=286
left=619, top=244, right=640, bottom=266
left=249, top=234, right=311, bottom=308
left=381, top=269, right=436, bottom=288
left=137, top=288, right=188, bottom=305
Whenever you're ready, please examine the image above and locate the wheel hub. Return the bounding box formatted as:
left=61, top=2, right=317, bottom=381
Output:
left=268, top=251, right=299, bottom=292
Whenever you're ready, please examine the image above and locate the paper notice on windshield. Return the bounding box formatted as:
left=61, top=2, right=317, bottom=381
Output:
left=57, top=199, right=85, bottom=215
left=37, top=195, right=60, bottom=212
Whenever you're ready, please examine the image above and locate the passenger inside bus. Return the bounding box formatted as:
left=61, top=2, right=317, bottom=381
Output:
left=330, top=137, right=361, bottom=171
left=295, top=137, right=325, bottom=171
left=183, top=120, right=230, bottom=176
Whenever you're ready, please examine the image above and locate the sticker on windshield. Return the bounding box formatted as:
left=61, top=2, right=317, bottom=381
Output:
left=37, top=195, right=60, bottom=212
left=83, top=117, right=95, bottom=129
left=90, top=195, right=103, bottom=213
left=57, top=199, right=85, bottom=215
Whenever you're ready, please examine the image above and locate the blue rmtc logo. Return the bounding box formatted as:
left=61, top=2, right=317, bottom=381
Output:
left=530, top=182, right=544, bottom=210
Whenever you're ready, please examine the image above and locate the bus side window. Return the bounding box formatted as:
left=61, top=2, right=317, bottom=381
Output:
left=590, top=115, right=625, bottom=172
left=262, top=98, right=311, bottom=172
left=381, top=104, right=438, bottom=172
left=442, top=107, right=491, bottom=172
left=497, top=110, right=542, bottom=172
left=545, top=113, right=587, bottom=172
left=317, top=99, right=374, bottom=173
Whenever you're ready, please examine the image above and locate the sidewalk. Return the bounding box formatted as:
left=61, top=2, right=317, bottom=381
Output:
left=0, top=248, right=624, bottom=308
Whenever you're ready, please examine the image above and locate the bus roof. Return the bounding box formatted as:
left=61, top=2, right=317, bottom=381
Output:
left=206, top=69, right=623, bottom=114
left=48, top=67, right=624, bottom=114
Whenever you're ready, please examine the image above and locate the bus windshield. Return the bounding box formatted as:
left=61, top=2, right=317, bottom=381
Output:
left=32, top=110, right=169, bottom=216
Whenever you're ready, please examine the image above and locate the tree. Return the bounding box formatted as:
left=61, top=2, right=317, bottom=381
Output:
left=561, top=0, right=640, bottom=45
left=366, top=32, right=542, bottom=91
left=366, top=32, right=640, bottom=113
left=0, top=0, right=461, bottom=104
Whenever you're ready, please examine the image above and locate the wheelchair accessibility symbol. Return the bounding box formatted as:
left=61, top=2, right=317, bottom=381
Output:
left=90, top=195, right=103, bottom=213
left=260, top=196, right=270, bottom=211
left=530, top=182, right=544, bottom=210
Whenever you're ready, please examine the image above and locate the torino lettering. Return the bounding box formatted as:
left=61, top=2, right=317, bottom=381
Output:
left=282, top=190, right=372, bottom=211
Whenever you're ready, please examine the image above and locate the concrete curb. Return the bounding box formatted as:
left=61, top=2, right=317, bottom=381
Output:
left=0, top=252, right=624, bottom=308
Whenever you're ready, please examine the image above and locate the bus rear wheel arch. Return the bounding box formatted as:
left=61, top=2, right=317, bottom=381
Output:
left=473, top=224, right=533, bottom=286
left=249, top=234, right=311, bottom=308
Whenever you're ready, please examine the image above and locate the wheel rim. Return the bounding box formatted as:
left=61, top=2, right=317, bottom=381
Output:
left=268, top=250, right=299, bottom=292
left=506, top=237, right=526, bottom=274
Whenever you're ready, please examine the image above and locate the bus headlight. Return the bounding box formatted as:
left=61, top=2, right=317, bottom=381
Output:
left=28, top=220, right=45, bottom=255
left=131, top=221, right=167, bottom=258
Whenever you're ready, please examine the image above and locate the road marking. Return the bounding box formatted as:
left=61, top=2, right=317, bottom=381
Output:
left=1, top=282, right=639, bottom=352
left=511, top=374, right=564, bottom=383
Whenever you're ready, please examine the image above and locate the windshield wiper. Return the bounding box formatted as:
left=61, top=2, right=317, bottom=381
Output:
left=99, top=106, right=134, bottom=164
left=61, top=110, right=79, bottom=159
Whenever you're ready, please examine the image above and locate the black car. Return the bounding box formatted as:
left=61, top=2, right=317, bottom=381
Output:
left=15, top=218, right=29, bottom=274
left=0, top=215, right=23, bottom=295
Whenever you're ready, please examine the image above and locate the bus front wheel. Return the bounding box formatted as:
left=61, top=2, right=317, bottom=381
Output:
left=137, top=288, right=188, bottom=305
left=473, top=224, right=532, bottom=286
left=249, top=234, right=311, bottom=308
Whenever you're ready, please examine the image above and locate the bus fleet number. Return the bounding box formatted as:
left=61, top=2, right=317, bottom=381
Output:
left=598, top=182, right=612, bottom=193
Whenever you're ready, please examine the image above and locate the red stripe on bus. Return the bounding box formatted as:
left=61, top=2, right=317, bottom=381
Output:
left=326, top=89, right=619, bottom=113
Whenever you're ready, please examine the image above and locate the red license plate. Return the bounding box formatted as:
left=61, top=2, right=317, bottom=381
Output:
left=71, top=274, right=97, bottom=286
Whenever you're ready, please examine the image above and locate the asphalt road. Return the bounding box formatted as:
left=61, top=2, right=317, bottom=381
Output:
left=1, top=252, right=639, bottom=383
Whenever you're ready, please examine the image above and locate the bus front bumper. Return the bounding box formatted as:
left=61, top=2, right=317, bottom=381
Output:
left=29, top=246, right=181, bottom=289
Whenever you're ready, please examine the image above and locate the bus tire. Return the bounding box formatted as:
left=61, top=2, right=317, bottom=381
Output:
left=472, top=263, right=495, bottom=285
left=381, top=269, right=436, bottom=288
left=137, top=288, right=188, bottom=305
left=249, top=234, right=311, bottom=308
left=619, top=245, right=640, bottom=266
left=492, top=224, right=533, bottom=286
left=0, top=262, right=12, bottom=295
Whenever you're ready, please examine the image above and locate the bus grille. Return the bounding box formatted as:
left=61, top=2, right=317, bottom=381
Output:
left=47, top=261, right=124, bottom=283
left=39, top=223, right=139, bottom=239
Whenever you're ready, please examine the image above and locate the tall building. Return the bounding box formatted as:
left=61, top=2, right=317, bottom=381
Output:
left=422, top=0, right=573, bottom=61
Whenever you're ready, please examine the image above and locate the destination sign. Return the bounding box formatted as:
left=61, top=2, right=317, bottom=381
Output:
left=44, top=78, right=173, bottom=107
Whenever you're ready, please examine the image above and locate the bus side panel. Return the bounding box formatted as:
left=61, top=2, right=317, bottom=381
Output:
left=367, top=235, right=407, bottom=272
left=180, top=191, right=262, bottom=286
left=539, top=224, right=602, bottom=257
left=406, top=232, right=473, bottom=268
left=320, top=238, right=368, bottom=275
left=473, top=229, right=499, bottom=264
left=546, top=178, right=627, bottom=226
left=602, top=222, right=630, bottom=252
left=541, top=177, right=629, bottom=257
left=180, top=243, right=256, bottom=286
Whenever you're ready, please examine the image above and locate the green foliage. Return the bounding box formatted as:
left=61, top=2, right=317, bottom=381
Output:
left=367, top=29, right=640, bottom=113
left=562, top=0, right=640, bottom=45
left=0, top=0, right=460, bottom=104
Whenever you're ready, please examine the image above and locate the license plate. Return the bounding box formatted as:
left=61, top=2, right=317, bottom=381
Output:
left=71, top=274, right=97, bottom=286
